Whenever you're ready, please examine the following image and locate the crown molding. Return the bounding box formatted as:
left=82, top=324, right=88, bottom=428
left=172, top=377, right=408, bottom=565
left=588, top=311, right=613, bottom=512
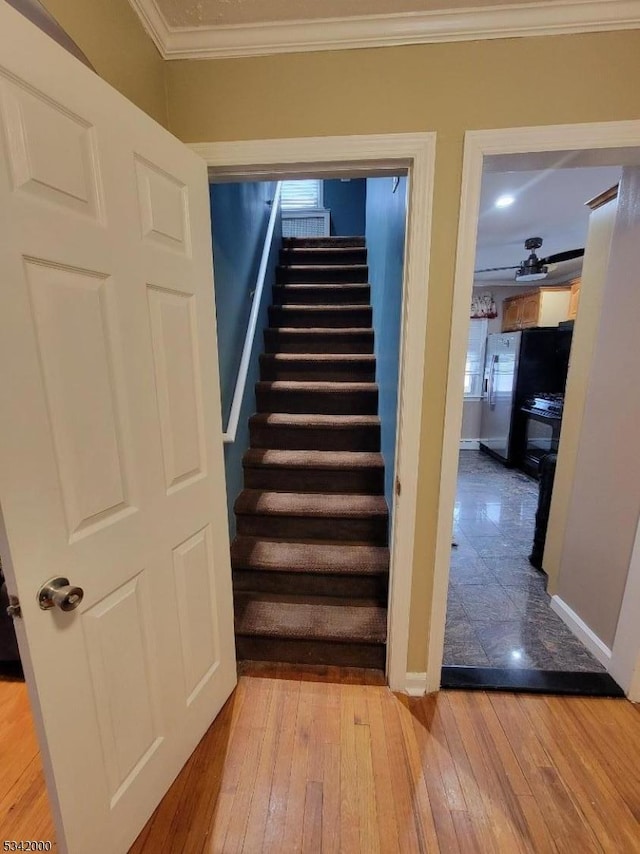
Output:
left=128, top=0, right=640, bottom=60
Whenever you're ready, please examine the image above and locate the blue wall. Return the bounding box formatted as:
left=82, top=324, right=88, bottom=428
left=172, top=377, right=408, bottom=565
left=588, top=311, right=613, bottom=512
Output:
left=210, top=180, right=281, bottom=537
left=365, top=176, right=407, bottom=516
left=323, top=179, right=366, bottom=236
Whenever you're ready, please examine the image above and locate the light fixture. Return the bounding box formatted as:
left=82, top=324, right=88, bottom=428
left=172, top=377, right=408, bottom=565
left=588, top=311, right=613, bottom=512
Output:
left=514, top=236, right=548, bottom=283
left=495, top=194, right=515, bottom=209
left=515, top=271, right=548, bottom=283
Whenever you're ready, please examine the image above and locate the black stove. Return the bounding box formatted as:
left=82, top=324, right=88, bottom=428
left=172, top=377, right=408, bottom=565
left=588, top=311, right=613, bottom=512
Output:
left=521, top=392, right=565, bottom=421
left=519, top=393, right=565, bottom=478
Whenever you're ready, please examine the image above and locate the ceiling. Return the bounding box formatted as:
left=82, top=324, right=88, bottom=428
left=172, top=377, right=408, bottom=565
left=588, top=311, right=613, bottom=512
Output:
left=127, top=0, right=640, bottom=59
left=153, top=0, right=549, bottom=27
left=473, top=165, right=622, bottom=287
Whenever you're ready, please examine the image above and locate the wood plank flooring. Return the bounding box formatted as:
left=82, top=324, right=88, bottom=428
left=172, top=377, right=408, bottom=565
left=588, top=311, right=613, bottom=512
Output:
left=2, top=665, right=640, bottom=853
left=0, top=678, right=55, bottom=846
left=132, top=663, right=640, bottom=853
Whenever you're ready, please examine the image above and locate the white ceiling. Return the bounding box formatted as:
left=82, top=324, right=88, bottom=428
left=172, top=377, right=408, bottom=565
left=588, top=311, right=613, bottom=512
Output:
left=154, top=0, right=543, bottom=27
left=127, top=0, right=640, bottom=59
left=474, top=165, right=622, bottom=286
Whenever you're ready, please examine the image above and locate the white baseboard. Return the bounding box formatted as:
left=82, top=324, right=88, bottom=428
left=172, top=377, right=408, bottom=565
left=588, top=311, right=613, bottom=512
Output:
left=404, top=672, right=428, bottom=696
left=550, top=595, right=612, bottom=668
left=459, top=439, right=480, bottom=450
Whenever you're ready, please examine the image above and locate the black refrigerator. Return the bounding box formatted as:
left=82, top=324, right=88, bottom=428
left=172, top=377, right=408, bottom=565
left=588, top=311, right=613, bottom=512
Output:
left=478, top=327, right=572, bottom=467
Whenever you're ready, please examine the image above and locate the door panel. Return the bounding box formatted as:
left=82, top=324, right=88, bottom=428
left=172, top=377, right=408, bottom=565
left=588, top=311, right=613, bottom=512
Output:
left=0, top=5, right=236, bottom=853
left=147, top=285, right=206, bottom=492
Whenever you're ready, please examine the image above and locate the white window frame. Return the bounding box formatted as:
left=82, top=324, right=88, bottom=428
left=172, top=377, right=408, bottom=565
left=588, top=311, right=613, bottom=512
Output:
left=464, top=318, right=488, bottom=399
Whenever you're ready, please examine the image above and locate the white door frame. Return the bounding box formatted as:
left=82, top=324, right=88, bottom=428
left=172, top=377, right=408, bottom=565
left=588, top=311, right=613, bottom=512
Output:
left=431, top=119, right=640, bottom=695
left=190, top=133, right=436, bottom=692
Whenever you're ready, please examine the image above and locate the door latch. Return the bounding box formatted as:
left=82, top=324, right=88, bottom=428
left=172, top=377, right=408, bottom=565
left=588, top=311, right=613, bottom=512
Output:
left=6, top=595, right=21, bottom=619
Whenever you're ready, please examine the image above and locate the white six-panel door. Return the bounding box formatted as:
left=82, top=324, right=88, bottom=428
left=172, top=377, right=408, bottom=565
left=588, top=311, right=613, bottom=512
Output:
left=0, top=4, right=236, bottom=851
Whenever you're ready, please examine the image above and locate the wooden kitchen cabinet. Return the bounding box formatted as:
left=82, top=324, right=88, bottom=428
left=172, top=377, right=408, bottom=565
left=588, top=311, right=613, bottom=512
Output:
left=502, top=298, right=521, bottom=331
left=567, top=278, right=581, bottom=320
left=501, top=286, right=572, bottom=331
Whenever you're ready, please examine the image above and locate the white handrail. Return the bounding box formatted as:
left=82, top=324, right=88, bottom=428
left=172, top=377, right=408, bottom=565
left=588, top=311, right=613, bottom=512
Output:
left=223, top=181, right=282, bottom=443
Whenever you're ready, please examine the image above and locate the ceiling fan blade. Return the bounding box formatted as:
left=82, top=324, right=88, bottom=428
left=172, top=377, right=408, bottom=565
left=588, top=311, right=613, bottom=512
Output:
left=474, top=265, right=520, bottom=273
left=541, top=247, right=584, bottom=265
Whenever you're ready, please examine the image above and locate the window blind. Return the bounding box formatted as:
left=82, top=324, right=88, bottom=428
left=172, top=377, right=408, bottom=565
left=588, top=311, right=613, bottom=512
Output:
left=281, top=180, right=323, bottom=210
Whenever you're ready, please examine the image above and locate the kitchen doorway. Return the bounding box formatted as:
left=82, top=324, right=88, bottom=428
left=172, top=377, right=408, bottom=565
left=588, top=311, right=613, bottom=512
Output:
left=430, top=124, right=640, bottom=697
left=441, top=162, right=622, bottom=691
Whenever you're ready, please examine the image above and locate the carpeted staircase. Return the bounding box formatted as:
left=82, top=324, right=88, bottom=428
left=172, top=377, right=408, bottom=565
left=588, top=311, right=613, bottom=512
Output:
left=232, top=236, right=389, bottom=669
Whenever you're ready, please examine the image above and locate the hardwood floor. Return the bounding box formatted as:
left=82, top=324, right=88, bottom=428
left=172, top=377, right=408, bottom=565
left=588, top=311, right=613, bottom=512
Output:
left=132, top=663, right=640, bottom=854
left=0, top=678, right=55, bottom=846
left=3, top=666, right=640, bottom=853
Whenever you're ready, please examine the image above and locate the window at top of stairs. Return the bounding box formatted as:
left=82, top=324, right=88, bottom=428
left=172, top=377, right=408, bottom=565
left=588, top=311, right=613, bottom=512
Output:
left=281, top=180, right=323, bottom=210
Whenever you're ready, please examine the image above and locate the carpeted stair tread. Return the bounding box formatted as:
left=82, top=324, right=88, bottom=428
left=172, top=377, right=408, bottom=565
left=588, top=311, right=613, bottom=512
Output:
left=231, top=536, right=389, bottom=575
left=234, top=595, right=387, bottom=643
left=259, top=354, right=375, bottom=381
left=243, top=449, right=384, bottom=470
left=283, top=236, right=365, bottom=248
left=280, top=247, right=366, bottom=257
left=264, top=327, right=374, bottom=354
left=272, top=284, right=371, bottom=304
left=274, top=303, right=369, bottom=312
left=267, top=326, right=374, bottom=334
left=261, top=353, right=375, bottom=364
left=279, top=248, right=367, bottom=265
left=279, top=264, right=368, bottom=275
left=255, top=381, right=378, bottom=415
left=249, top=412, right=380, bottom=428
left=234, top=489, right=388, bottom=518
left=256, top=380, right=377, bottom=393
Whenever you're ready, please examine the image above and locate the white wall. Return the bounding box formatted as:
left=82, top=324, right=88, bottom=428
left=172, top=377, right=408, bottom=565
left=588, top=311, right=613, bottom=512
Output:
left=555, top=166, right=640, bottom=649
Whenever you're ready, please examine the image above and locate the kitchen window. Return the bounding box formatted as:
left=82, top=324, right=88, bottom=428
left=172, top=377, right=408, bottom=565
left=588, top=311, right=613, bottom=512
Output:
left=464, top=318, right=488, bottom=398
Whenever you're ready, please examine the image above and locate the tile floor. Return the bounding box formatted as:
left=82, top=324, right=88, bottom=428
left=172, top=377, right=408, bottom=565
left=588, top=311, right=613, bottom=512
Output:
left=443, top=450, right=605, bottom=672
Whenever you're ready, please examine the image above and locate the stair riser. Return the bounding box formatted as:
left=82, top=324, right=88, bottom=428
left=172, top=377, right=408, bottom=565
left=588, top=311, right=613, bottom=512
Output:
left=269, top=307, right=372, bottom=328
left=279, top=249, right=367, bottom=266
left=264, top=329, right=374, bottom=354
left=272, top=285, right=370, bottom=305
left=235, top=636, right=386, bottom=669
left=259, top=361, right=375, bottom=383
left=236, top=514, right=388, bottom=544
left=276, top=266, right=368, bottom=284
left=249, top=422, right=381, bottom=452
left=243, top=465, right=384, bottom=494
left=256, top=387, right=378, bottom=415
left=233, top=569, right=388, bottom=600
left=283, top=237, right=365, bottom=249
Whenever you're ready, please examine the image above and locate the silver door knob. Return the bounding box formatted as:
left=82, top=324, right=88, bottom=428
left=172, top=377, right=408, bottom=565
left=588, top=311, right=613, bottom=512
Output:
left=38, top=577, right=84, bottom=612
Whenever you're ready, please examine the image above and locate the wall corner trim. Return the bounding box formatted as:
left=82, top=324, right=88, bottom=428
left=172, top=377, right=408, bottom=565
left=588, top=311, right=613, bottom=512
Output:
left=127, top=0, right=640, bottom=59
left=550, top=594, right=612, bottom=667
left=404, top=672, right=428, bottom=696
left=459, top=439, right=480, bottom=450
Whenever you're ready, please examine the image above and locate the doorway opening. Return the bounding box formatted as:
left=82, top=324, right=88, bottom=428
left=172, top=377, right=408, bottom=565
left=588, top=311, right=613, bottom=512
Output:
left=436, top=137, right=640, bottom=695
left=0, top=504, right=55, bottom=841
left=208, top=172, right=408, bottom=677
left=194, top=132, right=436, bottom=691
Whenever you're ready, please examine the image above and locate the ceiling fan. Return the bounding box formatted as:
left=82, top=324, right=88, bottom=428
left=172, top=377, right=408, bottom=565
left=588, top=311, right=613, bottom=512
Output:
left=475, top=237, right=585, bottom=283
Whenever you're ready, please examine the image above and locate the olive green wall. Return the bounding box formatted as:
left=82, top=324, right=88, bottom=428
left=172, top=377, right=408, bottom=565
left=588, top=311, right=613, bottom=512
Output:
left=41, top=0, right=168, bottom=126
left=163, top=31, right=640, bottom=672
